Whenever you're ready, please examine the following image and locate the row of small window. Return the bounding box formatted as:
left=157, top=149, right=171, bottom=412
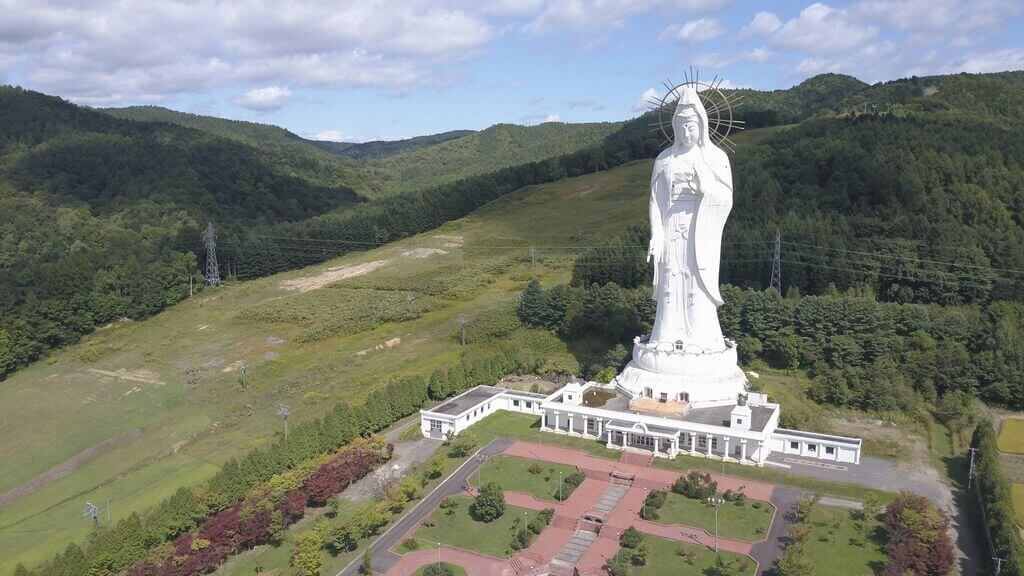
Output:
left=511, top=399, right=533, bottom=409
left=463, top=402, right=493, bottom=421
left=789, top=440, right=835, bottom=455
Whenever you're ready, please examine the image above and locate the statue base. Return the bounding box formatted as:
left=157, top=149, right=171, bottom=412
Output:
left=614, top=336, right=747, bottom=406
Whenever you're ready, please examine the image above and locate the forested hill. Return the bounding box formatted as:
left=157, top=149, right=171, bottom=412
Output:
left=103, top=105, right=384, bottom=197
left=363, top=121, right=623, bottom=193
left=310, top=129, right=476, bottom=160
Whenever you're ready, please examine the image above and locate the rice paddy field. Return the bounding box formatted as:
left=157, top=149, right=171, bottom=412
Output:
left=997, top=419, right=1024, bottom=455
left=0, top=160, right=653, bottom=573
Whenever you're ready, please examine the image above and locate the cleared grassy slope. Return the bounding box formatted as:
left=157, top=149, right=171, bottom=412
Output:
left=0, top=159, right=652, bottom=574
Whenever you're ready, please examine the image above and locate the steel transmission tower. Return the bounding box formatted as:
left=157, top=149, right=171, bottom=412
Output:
left=203, top=223, right=220, bottom=287
left=770, top=230, right=781, bottom=293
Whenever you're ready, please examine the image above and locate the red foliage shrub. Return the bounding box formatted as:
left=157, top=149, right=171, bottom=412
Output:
left=124, top=439, right=390, bottom=575
left=882, top=492, right=955, bottom=576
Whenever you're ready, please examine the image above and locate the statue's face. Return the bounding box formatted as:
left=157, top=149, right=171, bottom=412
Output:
left=674, top=110, right=700, bottom=148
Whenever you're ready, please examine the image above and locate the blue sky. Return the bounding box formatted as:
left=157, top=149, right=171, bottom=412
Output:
left=1, top=0, right=1022, bottom=141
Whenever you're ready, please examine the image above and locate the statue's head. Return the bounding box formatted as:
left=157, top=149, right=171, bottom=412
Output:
left=672, top=87, right=708, bottom=151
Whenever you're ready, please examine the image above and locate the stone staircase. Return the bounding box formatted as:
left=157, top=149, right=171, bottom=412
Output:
left=591, top=483, right=629, bottom=516
left=552, top=530, right=597, bottom=568
left=511, top=551, right=544, bottom=575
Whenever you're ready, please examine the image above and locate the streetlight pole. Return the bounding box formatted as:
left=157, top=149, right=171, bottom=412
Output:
left=707, top=497, right=724, bottom=559
left=559, top=471, right=563, bottom=501
left=437, top=542, right=441, bottom=571
left=643, top=487, right=648, bottom=519
left=994, top=556, right=1005, bottom=576
left=968, top=447, right=977, bottom=490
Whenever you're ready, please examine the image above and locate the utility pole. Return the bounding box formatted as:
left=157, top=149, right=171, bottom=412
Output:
left=83, top=502, right=99, bottom=527
left=203, top=223, right=220, bottom=287
left=407, top=292, right=416, bottom=318
left=994, top=556, right=1005, bottom=576
left=968, top=447, right=977, bottom=490
left=770, top=230, right=782, bottom=293
left=529, top=246, right=537, bottom=268
left=457, top=314, right=469, bottom=346
left=277, top=404, right=291, bottom=441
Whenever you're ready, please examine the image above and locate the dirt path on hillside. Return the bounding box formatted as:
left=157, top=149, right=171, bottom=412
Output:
left=280, top=260, right=390, bottom=292
left=0, top=428, right=142, bottom=507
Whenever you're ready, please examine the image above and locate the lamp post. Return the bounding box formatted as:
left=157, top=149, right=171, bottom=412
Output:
left=707, top=497, right=725, bottom=559
left=437, top=542, right=441, bottom=571
left=559, top=471, right=563, bottom=501
left=642, top=487, right=648, bottom=519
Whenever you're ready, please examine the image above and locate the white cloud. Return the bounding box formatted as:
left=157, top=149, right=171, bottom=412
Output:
left=633, top=87, right=662, bottom=112
left=693, top=47, right=772, bottom=68
left=1, top=0, right=498, bottom=104
left=232, top=86, right=292, bottom=111
left=738, top=11, right=781, bottom=39
left=543, top=113, right=561, bottom=122
left=772, top=3, right=878, bottom=55
left=854, top=0, right=1022, bottom=32
left=946, top=48, right=1024, bottom=74
left=313, top=130, right=346, bottom=141
left=523, top=0, right=731, bottom=36
left=675, top=17, right=726, bottom=45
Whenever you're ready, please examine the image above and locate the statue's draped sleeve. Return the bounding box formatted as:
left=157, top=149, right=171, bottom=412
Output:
left=693, top=147, right=733, bottom=306
left=649, top=154, right=671, bottom=300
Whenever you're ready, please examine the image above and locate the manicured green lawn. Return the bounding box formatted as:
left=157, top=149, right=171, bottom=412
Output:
left=631, top=534, right=755, bottom=576
left=471, top=455, right=577, bottom=501
left=414, top=495, right=539, bottom=559
left=412, top=562, right=468, bottom=576
left=465, top=410, right=622, bottom=460
left=1012, top=484, right=1024, bottom=528
left=804, top=505, right=887, bottom=576
left=653, top=491, right=774, bottom=542
left=653, top=454, right=896, bottom=503
left=998, top=419, right=1024, bottom=454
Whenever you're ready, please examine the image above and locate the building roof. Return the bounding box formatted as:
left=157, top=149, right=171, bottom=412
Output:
left=430, top=385, right=504, bottom=416
left=775, top=428, right=862, bottom=446
left=682, top=404, right=774, bottom=432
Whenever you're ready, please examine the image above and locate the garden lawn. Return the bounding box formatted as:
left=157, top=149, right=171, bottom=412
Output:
left=1013, top=484, right=1024, bottom=528
left=414, top=496, right=539, bottom=559
left=998, top=419, right=1024, bottom=454
left=466, top=410, right=622, bottom=460
left=631, top=535, right=755, bottom=576
left=472, top=455, right=577, bottom=501
left=804, top=505, right=886, bottom=576
left=654, top=492, right=774, bottom=542
left=413, top=562, right=468, bottom=576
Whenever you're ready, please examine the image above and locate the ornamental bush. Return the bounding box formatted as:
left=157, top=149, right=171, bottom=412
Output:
left=471, top=482, right=506, bottom=522
left=881, top=492, right=955, bottom=576
left=672, top=471, right=717, bottom=500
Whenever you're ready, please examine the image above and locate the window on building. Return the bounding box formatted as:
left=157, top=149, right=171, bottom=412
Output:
left=808, top=444, right=817, bottom=452
left=736, top=418, right=743, bottom=425
left=659, top=392, right=668, bottom=403
left=674, top=340, right=684, bottom=351
left=525, top=401, right=532, bottom=408
left=711, top=438, right=718, bottom=450
left=790, top=441, right=799, bottom=450
left=430, top=420, right=442, bottom=431
left=513, top=399, right=520, bottom=407
left=826, top=446, right=835, bottom=455
left=679, top=392, right=689, bottom=402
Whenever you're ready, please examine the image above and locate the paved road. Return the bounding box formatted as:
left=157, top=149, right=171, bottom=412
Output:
left=343, top=422, right=443, bottom=502
left=749, top=486, right=801, bottom=576
left=336, top=437, right=515, bottom=576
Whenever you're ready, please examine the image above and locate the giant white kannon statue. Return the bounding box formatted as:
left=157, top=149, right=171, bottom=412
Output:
left=615, top=86, right=747, bottom=406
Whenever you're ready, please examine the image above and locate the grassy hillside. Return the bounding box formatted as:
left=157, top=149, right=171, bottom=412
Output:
left=0, top=157, right=658, bottom=574
left=309, top=129, right=476, bottom=160
left=365, top=121, right=622, bottom=193
left=103, top=105, right=384, bottom=197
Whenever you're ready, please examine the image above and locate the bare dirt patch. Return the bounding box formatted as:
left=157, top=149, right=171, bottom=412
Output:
left=497, top=374, right=560, bottom=394
left=87, top=368, right=164, bottom=386
left=0, top=428, right=142, bottom=507
left=401, top=247, right=447, bottom=259
left=431, top=234, right=464, bottom=248
left=280, top=259, right=390, bottom=292
left=356, top=337, right=401, bottom=356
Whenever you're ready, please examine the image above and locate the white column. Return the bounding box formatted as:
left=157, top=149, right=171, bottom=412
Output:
left=758, top=440, right=766, bottom=465
left=554, top=412, right=560, bottom=433
left=622, top=431, right=627, bottom=448
left=723, top=436, right=730, bottom=461
left=606, top=427, right=614, bottom=449
left=566, top=412, right=574, bottom=435
left=582, top=415, right=589, bottom=437
left=540, top=409, right=548, bottom=431
left=689, top=432, right=698, bottom=456
left=598, top=419, right=604, bottom=439
left=740, top=439, right=747, bottom=463
left=671, top=435, right=679, bottom=458
left=706, top=434, right=713, bottom=457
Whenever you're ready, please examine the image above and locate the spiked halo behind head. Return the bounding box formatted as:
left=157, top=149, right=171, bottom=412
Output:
left=647, top=67, right=745, bottom=153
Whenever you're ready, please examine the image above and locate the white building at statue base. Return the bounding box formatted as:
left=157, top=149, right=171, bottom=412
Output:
left=420, top=378, right=861, bottom=466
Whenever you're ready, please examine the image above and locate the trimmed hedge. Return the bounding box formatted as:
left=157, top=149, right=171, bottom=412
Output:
left=972, top=421, right=1024, bottom=576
